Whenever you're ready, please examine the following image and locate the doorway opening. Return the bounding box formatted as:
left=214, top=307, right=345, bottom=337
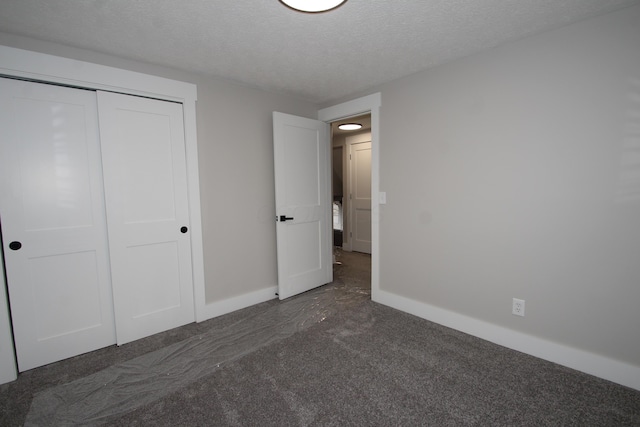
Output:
left=330, top=114, right=372, bottom=254
left=272, top=102, right=378, bottom=302
left=330, top=113, right=372, bottom=293
left=318, top=92, right=381, bottom=300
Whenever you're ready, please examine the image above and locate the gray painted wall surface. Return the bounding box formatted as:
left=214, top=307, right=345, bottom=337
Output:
left=371, top=5, right=640, bottom=366
left=2, top=2, right=640, bottom=369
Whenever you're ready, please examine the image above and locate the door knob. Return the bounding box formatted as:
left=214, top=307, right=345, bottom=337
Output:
left=180, top=226, right=188, bottom=233
left=9, top=241, right=22, bottom=250
left=279, top=215, right=294, bottom=222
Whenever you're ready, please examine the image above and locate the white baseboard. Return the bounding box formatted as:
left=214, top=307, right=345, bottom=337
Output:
left=196, top=286, right=278, bottom=322
left=374, top=290, right=640, bottom=391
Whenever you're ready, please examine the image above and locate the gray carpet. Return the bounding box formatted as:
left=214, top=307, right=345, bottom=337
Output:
left=112, top=301, right=640, bottom=426
left=1, top=250, right=639, bottom=426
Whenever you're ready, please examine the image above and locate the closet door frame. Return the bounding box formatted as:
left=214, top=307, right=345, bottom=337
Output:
left=0, top=45, right=206, bottom=383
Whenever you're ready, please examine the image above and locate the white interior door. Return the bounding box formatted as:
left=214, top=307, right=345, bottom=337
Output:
left=349, top=138, right=372, bottom=254
left=97, top=91, right=194, bottom=345
left=0, top=78, right=116, bottom=371
left=273, top=112, right=332, bottom=300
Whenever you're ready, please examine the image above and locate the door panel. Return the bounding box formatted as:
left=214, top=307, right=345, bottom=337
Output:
left=97, top=91, right=194, bottom=345
left=126, top=242, right=182, bottom=317
left=285, top=126, right=321, bottom=206
left=0, top=78, right=116, bottom=371
left=273, top=112, right=332, bottom=300
left=350, top=140, right=372, bottom=254
left=119, top=110, right=176, bottom=223
left=288, top=222, right=322, bottom=276
left=30, top=251, right=105, bottom=339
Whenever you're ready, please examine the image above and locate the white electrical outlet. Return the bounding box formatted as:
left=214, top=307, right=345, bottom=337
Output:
left=512, top=298, right=525, bottom=317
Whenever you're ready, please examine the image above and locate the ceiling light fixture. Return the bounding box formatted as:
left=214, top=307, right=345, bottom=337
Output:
left=279, top=0, right=347, bottom=13
left=338, top=123, right=362, bottom=131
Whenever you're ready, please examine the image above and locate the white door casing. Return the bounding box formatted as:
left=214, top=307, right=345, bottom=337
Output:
left=0, top=78, right=116, bottom=371
left=318, top=93, right=381, bottom=301
left=97, top=91, right=195, bottom=345
left=348, top=137, right=372, bottom=254
left=273, top=112, right=332, bottom=300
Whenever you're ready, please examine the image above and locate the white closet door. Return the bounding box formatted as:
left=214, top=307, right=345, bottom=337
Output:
left=0, top=78, right=116, bottom=371
left=97, top=91, right=195, bottom=345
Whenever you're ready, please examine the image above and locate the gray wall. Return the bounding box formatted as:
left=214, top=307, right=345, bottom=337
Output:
left=3, top=2, right=640, bottom=370
left=0, top=33, right=318, bottom=304
left=371, top=5, right=640, bottom=366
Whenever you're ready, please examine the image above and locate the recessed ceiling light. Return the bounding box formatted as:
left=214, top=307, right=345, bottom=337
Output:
left=338, top=123, right=362, bottom=131
left=279, top=0, right=347, bottom=13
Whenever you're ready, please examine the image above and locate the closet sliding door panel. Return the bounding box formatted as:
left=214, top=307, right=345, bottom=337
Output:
left=97, top=91, right=195, bottom=345
left=0, top=78, right=116, bottom=371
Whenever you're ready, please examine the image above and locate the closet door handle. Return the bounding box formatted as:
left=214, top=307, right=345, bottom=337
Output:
left=9, top=241, right=22, bottom=250
left=180, top=226, right=188, bottom=233
left=279, top=215, right=294, bottom=222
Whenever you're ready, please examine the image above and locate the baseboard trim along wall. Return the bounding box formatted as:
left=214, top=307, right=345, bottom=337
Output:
left=197, top=286, right=278, bottom=322
left=374, top=290, right=640, bottom=391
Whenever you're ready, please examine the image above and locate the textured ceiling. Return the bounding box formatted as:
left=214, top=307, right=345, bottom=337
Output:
left=0, top=0, right=638, bottom=104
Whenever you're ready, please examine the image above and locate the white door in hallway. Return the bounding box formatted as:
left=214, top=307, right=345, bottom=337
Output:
left=348, top=139, right=372, bottom=254
left=97, top=91, right=195, bottom=345
left=273, top=112, right=332, bottom=300
left=0, top=78, right=116, bottom=371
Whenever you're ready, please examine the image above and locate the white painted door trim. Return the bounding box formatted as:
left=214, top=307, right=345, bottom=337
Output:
left=0, top=45, right=206, bottom=383
left=318, top=93, right=381, bottom=300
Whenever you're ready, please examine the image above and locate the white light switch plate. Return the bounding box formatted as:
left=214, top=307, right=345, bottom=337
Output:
left=379, top=192, right=387, bottom=204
